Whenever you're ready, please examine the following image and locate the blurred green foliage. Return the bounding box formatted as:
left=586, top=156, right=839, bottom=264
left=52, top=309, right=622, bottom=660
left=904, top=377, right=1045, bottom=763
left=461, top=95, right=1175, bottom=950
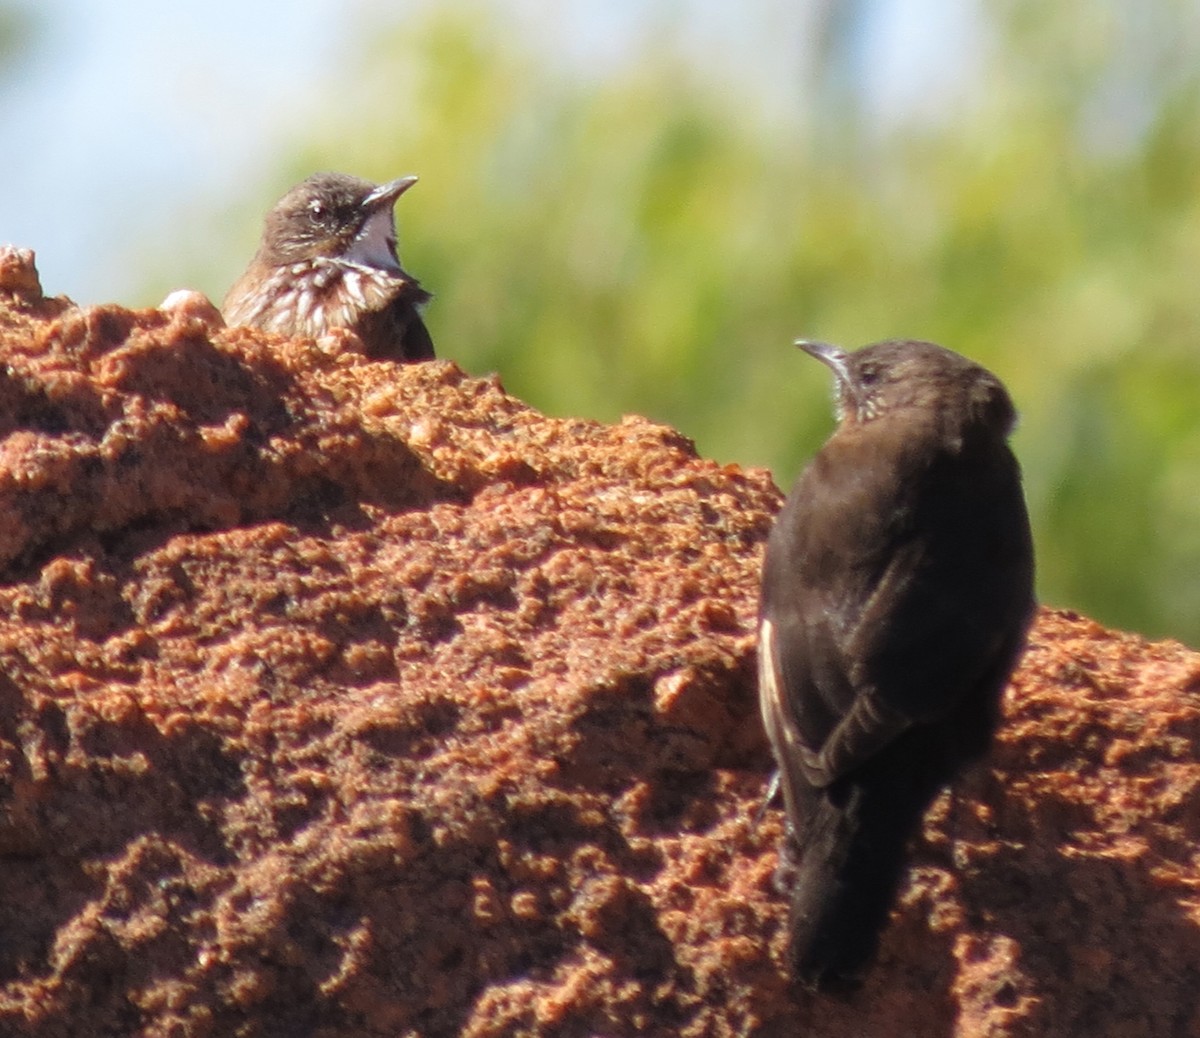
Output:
left=195, top=1, right=1200, bottom=645
left=0, top=3, right=35, bottom=83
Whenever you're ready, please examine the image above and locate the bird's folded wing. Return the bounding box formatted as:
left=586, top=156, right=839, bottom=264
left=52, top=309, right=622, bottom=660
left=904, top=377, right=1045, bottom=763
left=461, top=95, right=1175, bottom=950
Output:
left=798, top=690, right=912, bottom=787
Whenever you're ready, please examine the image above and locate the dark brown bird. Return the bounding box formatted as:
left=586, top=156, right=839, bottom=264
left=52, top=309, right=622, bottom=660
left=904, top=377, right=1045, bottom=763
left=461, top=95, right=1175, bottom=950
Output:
left=223, top=171, right=434, bottom=361
left=758, top=338, right=1035, bottom=992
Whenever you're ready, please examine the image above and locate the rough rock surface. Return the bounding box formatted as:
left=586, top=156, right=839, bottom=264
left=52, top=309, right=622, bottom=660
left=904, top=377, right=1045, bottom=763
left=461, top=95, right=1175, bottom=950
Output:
left=0, top=244, right=1198, bottom=1037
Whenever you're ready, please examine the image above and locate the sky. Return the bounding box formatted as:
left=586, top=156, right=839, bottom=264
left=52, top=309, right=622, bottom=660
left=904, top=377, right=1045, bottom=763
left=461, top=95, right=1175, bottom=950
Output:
left=0, top=0, right=983, bottom=307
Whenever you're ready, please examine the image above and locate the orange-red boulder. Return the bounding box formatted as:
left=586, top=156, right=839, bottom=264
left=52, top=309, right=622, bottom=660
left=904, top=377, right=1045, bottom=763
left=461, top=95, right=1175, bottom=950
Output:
left=0, top=245, right=1197, bottom=1038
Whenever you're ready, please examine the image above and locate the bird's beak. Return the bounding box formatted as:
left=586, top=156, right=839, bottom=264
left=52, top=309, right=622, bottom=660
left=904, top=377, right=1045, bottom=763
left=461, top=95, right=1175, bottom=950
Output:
left=796, top=339, right=861, bottom=414
left=363, top=175, right=419, bottom=211
left=796, top=339, right=850, bottom=379
left=343, top=177, right=418, bottom=273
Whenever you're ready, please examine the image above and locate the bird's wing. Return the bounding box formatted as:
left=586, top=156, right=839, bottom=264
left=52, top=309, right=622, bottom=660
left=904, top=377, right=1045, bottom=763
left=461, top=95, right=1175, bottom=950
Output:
left=845, top=451, right=1031, bottom=714
left=760, top=611, right=913, bottom=793
left=763, top=437, right=1031, bottom=789
left=759, top=441, right=905, bottom=792
left=401, top=310, right=436, bottom=362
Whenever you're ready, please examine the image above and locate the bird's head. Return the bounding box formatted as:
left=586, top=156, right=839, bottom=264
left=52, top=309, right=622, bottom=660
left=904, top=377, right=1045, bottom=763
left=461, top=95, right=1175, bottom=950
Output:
left=255, top=172, right=418, bottom=272
left=796, top=338, right=1017, bottom=435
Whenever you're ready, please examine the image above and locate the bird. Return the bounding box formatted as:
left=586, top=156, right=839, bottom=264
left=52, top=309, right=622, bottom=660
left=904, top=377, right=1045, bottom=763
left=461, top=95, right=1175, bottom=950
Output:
left=758, top=338, right=1035, bottom=993
left=222, top=171, right=434, bottom=361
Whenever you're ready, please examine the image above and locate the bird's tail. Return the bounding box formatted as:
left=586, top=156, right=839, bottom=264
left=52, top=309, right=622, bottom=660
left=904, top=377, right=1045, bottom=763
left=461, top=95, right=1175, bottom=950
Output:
left=785, top=767, right=934, bottom=993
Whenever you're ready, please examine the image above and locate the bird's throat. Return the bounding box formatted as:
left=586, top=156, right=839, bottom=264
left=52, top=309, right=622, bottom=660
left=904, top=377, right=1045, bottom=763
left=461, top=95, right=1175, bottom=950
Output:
left=342, top=208, right=404, bottom=274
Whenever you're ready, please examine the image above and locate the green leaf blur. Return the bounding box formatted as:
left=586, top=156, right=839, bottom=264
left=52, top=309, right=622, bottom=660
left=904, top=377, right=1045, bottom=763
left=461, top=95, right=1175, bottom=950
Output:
left=196, top=2, right=1200, bottom=646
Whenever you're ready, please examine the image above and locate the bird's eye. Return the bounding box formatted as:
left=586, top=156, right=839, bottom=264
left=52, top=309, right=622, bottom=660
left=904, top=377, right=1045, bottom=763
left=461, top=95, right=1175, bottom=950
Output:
left=858, top=364, right=880, bottom=386
left=307, top=199, right=326, bottom=221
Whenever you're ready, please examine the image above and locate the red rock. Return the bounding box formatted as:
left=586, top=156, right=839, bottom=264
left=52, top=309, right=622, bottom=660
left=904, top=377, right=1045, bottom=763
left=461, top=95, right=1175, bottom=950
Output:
left=0, top=246, right=1196, bottom=1037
